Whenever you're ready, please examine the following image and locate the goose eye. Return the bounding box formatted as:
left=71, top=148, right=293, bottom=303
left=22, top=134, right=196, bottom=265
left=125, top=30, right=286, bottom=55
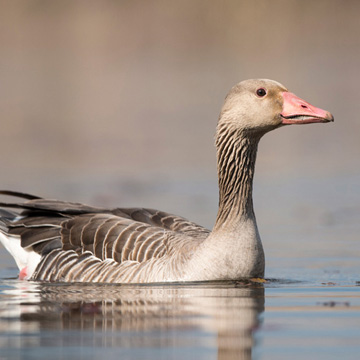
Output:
left=256, top=88, right=267, bottom=97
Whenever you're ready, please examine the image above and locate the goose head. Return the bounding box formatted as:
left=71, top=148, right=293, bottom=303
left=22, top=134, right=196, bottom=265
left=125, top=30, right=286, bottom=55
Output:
left=218, top=79, right=334, bottom=137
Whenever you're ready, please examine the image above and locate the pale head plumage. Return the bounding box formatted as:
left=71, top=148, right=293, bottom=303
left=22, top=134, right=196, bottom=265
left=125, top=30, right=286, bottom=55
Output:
left=218, top=79, right=288, bottom=136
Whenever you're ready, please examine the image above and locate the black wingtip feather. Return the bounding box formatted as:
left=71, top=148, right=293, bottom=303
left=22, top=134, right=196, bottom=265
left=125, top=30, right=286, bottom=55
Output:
left=0, top=190, right=42, bottom=200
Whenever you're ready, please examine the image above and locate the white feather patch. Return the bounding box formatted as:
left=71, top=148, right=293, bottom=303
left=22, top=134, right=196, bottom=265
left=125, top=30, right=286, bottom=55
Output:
left=0, top=232, right=41, bottom=279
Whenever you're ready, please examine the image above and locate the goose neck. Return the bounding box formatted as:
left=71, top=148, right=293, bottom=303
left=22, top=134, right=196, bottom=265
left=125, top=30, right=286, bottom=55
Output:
left=213, top=128, right=260, bottom=232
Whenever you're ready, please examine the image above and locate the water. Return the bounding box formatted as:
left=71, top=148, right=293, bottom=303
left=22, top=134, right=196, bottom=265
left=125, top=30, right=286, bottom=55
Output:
left=0, top=278, right=359, bottom=360
left=0, top=280, right=262, bottom=360
left=259, top=286, right=360, bottom=360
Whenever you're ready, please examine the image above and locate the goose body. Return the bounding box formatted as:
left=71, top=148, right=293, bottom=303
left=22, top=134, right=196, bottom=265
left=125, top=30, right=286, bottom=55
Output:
left=0, top=79, right=333, bottom=283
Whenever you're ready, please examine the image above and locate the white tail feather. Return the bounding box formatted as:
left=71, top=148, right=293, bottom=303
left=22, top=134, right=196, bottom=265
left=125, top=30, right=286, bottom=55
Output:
left=0, top=232, right=41, bottom=279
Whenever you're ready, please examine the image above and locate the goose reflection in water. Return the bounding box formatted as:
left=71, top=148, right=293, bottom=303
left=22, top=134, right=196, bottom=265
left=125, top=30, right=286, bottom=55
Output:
left=0, top=280, right=264, bottom=360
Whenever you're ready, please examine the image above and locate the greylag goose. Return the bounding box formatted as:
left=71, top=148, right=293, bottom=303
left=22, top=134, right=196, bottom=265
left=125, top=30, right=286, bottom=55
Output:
left=0, top=79, right=333, bottom=283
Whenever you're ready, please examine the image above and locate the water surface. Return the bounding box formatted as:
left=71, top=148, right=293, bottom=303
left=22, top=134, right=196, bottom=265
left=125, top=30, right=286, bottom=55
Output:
left=0, top=276, right=359, bottom=360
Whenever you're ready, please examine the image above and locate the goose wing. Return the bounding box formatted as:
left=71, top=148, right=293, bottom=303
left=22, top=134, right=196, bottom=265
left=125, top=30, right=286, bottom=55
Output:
left=0, top=191, right=210, bottom=264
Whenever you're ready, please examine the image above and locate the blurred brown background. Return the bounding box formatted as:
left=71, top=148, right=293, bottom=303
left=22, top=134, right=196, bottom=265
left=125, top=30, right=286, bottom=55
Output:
left=0, top=0, right=359, bottom=229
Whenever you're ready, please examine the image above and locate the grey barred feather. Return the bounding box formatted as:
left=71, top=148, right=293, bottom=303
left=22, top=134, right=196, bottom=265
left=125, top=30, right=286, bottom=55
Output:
left=0, top=194, right=208, bottom=282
